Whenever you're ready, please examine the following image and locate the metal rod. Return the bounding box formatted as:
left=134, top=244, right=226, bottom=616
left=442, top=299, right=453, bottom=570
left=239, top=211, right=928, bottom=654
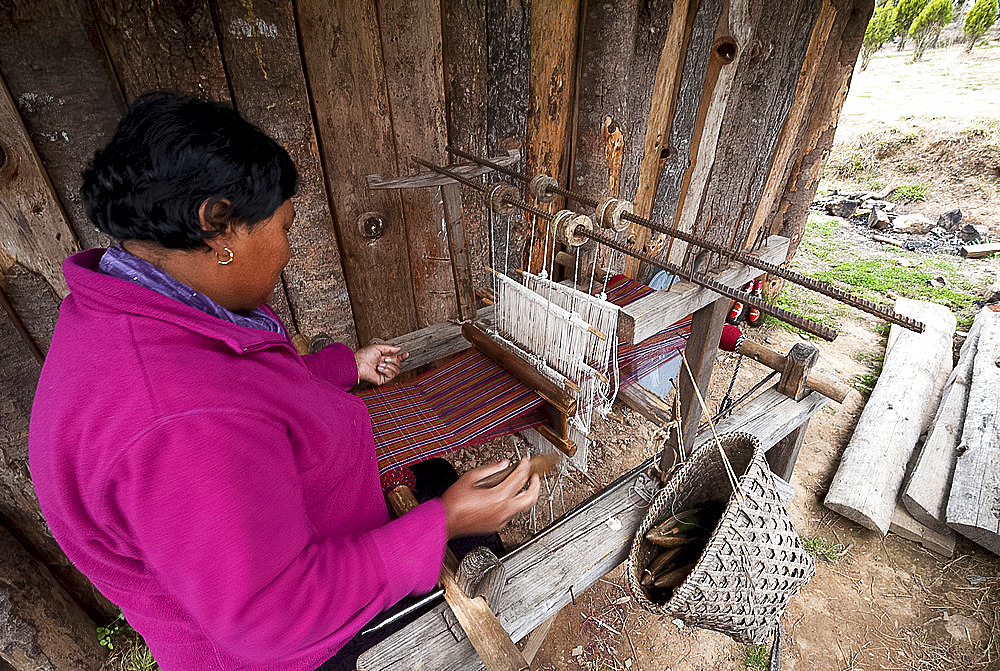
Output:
left=439, top=148, right=925, bottom=334
left=413, top=157, right=837, bottom=339
left=582, top=227, right=838, bottom=341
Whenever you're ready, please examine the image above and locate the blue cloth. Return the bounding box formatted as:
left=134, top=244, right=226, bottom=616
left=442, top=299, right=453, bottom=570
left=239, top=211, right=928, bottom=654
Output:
left=98, top=244, right=286, bottom=336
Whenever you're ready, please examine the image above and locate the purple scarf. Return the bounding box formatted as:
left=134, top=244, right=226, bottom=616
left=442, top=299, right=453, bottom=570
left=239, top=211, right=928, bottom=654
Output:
left=99, top=245, right=286, bottom=336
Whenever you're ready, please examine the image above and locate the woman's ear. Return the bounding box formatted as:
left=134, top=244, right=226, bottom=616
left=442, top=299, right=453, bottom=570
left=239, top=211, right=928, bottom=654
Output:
left=198, top=198, right=234, bottom=241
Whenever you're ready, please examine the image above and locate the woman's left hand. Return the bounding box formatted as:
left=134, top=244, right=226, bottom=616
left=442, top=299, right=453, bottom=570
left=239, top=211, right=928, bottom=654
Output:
left=355, top=344, right=408, bottom=385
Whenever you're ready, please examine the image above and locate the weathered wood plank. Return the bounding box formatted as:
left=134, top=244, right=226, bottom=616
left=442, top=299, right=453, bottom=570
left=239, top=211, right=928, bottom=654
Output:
left=693, top=0, right=819, bottom=259
left=0, top=524, right=106, bottom=670
left=486, top=0, right=530, bottom=276
left=825, top=298, right=955, bottom=535
left=358, top=387, right=826, bottom=671
left=0, top=76, right=78, bottom=300
left=903, top=308, right=985, bottom=529
left=212, top=0, right=356, bottom=347
left=617, top=234, right=789, bottom=344
left=628, top=0, right=721, bottom=279
left=660, top=0, right=757, bottom=275
left=946, top=307, right=1000, bottom=555
left=0, top=0, right=124, bottom=250
left=743, top=0, right=837, bottom=250
left=770, top=0, right=873, bottom=270
left=522, top=0, right=579, bottom=275
left=378, top=0, right=457, bottom=328
left=296, top=0, right=418, bottom=343
left=0, top=266, right=116, bottom=621
left=442, top=0, right=489, bottom=290
left=890, top=505, right=955, bottom=558
left=91, top=0, right=229, bottom=103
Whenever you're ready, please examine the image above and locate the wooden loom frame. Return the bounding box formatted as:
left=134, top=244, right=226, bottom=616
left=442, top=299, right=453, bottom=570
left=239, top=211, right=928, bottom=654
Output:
left=358, top=167, right=831, bottom=670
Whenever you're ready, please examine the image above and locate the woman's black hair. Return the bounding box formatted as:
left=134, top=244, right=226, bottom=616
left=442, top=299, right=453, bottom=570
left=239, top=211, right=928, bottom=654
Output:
left=81, top=91, right=298, bottom=249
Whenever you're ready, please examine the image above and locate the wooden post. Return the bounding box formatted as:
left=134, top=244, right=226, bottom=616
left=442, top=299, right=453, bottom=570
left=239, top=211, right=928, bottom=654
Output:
left=776, top=342, right=819, bottom=401
left=661, top=296, right=730, bottom=471
left=442, top=183, right=479, bottom=322
left=386, top=487, right=528, bottom=671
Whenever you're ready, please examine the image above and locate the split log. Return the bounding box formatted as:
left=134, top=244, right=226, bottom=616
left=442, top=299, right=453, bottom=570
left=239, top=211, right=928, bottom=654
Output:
left=0, top=524, right=105, bottom=670
left=946, top=307, right=1000, bottom=555
left=825, top=298, right=955, bottom=535
left=902, top=308, right=986, bottom=529
left=889, top=505, right=955, bottom=558
left=959, top=243, right=1000, bottom=259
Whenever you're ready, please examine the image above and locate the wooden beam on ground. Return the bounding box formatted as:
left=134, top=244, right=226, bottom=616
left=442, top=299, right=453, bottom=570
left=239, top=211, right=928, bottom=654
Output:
left=618, top=234, right=788, bottom=344
left=946, top=307, right=1000, bottom=555
left=357, top=387, right=827, bottom=671
left=902, top=309, right=985, bottom=530
left=825, top=298, right=955, bottom=535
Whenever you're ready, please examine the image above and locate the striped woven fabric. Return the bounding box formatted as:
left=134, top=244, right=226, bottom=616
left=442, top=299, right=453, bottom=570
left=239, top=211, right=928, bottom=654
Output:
left=357, top=349, right=548, bottom=475
left=360, top=274, right=690, bottom=475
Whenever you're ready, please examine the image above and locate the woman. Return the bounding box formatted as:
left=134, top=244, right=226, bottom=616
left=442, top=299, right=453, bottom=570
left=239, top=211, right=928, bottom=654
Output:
left=29, top=91, right=540, bottom=670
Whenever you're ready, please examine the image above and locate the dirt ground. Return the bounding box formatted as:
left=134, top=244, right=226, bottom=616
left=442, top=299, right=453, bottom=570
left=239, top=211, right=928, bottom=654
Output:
left=451, top=43, right=1000, bottom=671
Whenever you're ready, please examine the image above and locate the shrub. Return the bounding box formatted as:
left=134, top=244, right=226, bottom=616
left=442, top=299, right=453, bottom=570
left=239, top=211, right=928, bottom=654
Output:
left=964, top=0, right=998, bottom=51
left=910, top=0, right=952, bottom=60
left=861, top=5, right=896, bottom=70
left=895, top=0, right=929, bottom=49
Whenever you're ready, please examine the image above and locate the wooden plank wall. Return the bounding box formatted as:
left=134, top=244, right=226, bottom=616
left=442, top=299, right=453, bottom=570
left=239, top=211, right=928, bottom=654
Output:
left=0, top=0, right=872, bottom=657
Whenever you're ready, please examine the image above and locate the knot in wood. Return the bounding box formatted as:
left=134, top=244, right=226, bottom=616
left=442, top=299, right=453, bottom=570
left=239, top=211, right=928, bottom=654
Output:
left=487, top=182, right=520, bottom=215
left=528, top=174, right=558, bottom=204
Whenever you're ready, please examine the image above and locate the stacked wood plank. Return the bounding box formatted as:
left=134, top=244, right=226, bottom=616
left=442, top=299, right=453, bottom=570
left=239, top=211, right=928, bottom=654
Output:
left=942, top=308, right=1000, bottom=555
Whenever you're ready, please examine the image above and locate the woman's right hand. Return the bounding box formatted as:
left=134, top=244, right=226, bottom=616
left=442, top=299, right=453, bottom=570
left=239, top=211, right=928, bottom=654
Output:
left=440, top=458, right=541, bottom=539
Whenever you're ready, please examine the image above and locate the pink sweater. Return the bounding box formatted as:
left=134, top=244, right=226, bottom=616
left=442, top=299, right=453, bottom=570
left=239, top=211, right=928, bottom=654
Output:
left=29, top=250, right=447, bottom=670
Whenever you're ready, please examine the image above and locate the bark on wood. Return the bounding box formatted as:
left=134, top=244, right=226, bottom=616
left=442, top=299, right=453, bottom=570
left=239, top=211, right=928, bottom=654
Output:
left=0, top=271, right=116, bottom=622
left=91, top=0, right=230, bottom=103
left=523, top=0, right=579, bottom=275
left=212, top=0, right=356, bottom=346
left=902, top=309, right=985, bottom=530
left=946, top=307, right=1000, bottom=555
left=628, top=0, right=721, bottom=279
left=442, top=0, right=490, bottom=291
left=572, top=0, right=679, bottom=281
left=486, top=0, right=530, bottom=276
left=296, top=0, right=418, bottom=343
left=377, top=0, right=457, bottom=328
left=0, top=0, right=124, bottom=250
left=659, top=0, right=757, bottom=277
left=825, top=298, right=955, bottom=535
left=692, top=0, right=819, bottom=265
left=0, top=524, right=106, bottom=671
left=771, top=0, right=873, bottom=270
left=0, top=76, right=78, bottom=300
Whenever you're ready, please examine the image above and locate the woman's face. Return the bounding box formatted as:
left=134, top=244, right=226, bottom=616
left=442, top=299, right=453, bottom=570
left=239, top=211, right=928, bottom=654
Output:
left=224, top=199, right=295, bottom=312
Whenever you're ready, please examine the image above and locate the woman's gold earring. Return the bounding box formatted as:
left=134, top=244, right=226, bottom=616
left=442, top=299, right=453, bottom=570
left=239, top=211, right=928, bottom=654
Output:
left=217, top=247, right=234, bottom=265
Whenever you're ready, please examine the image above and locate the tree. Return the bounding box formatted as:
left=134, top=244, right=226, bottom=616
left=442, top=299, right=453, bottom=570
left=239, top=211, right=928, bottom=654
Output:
left=964, top=0, right=998, bottom=51
left=861, top=5, right=896, bottom=69
left=895, top=0, right=930, bottom=49
left=910, top=0, right=953, bottom=60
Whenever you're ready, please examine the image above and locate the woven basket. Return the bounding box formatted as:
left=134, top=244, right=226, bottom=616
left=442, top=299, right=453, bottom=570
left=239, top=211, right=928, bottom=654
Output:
left=627, top=432, right=816, bottom=644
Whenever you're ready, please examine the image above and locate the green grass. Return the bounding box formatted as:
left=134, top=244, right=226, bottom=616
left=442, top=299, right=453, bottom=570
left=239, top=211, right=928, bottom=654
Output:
left=812, top=257, right=978, bottom=314
left=744, top=644, right=771, bottom=670
left=801, top=535, right=848, bottom=561
left=98, top=613, right=159, bottom=671
left=889, top=183, right=928, bottom=202
left=798, top=214, right=843, bottom=261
